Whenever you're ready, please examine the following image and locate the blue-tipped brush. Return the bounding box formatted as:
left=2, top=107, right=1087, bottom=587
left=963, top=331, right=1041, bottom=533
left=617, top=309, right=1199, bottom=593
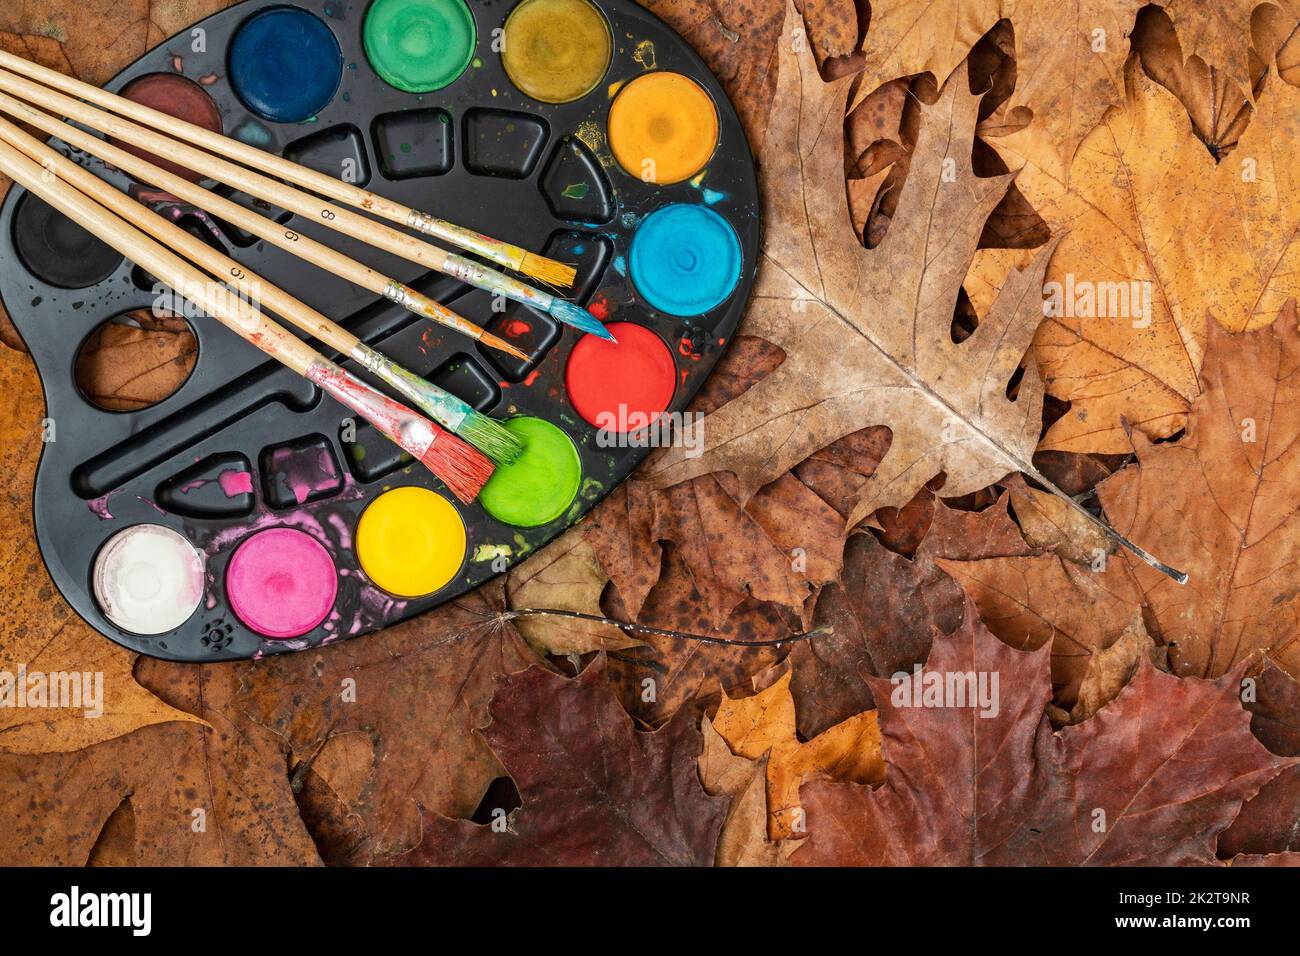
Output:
left=549, top=298, right=617, bottom=342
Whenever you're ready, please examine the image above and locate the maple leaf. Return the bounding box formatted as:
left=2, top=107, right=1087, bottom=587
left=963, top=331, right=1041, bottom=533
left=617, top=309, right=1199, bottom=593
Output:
left=391, top=658, right=728, bottom=866
left=697, top=718, right=783, bottom=866
left=182, top=585, right=545, bottom=862
left=0, top=685, right=320, bottom=866
left=601, top=548, right=800, bottom=726
left=713, top=671, right=883, bottom=839
left=853, top=1, right=1283, bottom=173
left=0, top=585, right=543, bottom=865
left=793, top=601, right=1293, bottom=866
left=937, top=545, right=1147, bottom=710
left=1097, top=313, right=1300, bottom=682
left=585, top=336, right=846, bottom=628
left=988, top=60, right=1300, bottom=453
left=853, top=0, right=1145, bottom=173
left=788, top=494, right=1031, bottom=737
left=1160, top=0, right=1292, bottom=95
left=1219, top=660, right=1300, bottom=859
left=648, top=0, right=1056, bottom=532
left=939, top=316, right=1300, bottom=702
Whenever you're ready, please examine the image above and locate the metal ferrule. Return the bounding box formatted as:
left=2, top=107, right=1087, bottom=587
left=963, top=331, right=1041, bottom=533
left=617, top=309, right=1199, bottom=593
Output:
left=350, top=343, right=470, bottom=432
left=381, top=281, right=419, bottom=312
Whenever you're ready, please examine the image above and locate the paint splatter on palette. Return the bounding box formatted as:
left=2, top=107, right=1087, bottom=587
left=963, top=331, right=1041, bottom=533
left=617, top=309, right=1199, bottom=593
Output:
left=0, top=0, right=759, bottom=661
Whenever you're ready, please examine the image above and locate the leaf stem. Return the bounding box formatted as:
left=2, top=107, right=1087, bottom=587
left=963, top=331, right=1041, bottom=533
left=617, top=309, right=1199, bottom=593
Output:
left=502, top=608, right=833, bottom=647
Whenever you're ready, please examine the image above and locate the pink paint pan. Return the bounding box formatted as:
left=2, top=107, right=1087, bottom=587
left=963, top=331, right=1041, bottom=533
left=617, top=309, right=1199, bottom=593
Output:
left=225, top=527, right=338, bottom=639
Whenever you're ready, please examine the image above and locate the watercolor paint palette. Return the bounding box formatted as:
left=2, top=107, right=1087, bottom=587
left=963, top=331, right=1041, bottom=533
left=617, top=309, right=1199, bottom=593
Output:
left=0, top=0, right=759, bottom=661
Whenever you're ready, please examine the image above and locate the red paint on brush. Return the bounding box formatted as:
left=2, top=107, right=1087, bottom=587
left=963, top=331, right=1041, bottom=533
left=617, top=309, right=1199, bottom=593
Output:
left=307, top=362, right=491, bottom=502
left=565, top=322, right=676, bottom=431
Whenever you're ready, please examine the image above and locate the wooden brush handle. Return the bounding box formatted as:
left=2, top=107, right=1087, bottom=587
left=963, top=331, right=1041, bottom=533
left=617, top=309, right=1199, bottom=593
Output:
left=0, top=69, right=452, bottom=267
left=0, top=48, right=532, bottom=273
left=0, top=137, right=329, bottom=380
left=0, top=113, right=363, bottom=359
left=0, top=66, right=559, bottom=314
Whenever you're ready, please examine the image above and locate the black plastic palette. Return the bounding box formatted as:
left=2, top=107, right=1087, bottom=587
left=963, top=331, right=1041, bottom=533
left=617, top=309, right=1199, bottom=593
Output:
left=0, top=0, right=760, bottom=661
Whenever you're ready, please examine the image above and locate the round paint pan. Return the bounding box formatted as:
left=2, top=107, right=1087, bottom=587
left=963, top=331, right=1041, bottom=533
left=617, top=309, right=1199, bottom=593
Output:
left=608, top=71, right=719, bottom=184
left=356, top=486, right=467, bottom=597
left=565, top=322, right=676, bottom=431
left=629, top=203, right=743, bottom=316
left=501, top=0, right=612, bottom=104
left=226, top=527, right=339, bottom=638
left=228, top=7, right=343, bottom=123
left=479, top=417, right=582, bottom=527
left=93, top=524, right=205, bottom=635
left=110, top=74, right=223, bottom=183
left=13, top=192, right=123, bottom=290
left=364, top=0, right=477, bottom=93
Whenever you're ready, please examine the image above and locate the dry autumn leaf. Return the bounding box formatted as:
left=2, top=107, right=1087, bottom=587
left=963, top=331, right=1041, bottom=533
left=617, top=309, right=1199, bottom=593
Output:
left=1220, top=660, right=1300, bottom=860
left=940, top=311, right=1300, bottom=703
left=793, top=601, right=1293, bottom=866
left=391, top=658, right=728, bottom=866
left=601, top=547, right=802, bottom=726
left=648, top=1, right=1061, bottom=538
left=1, top=585, right=544, bottom=865
left=697, top=718, right=783, bottom=866
left=504, top=535, right=638, bottom=656
left=988, top=58, right=1300, bottom=453
left=787, top=494, right=1032, bottom=737
left=712, top=671, right=884, bottom=839
left=854, top=1, right=1282, bottom=173
left=1098, top=312, right=1300, bottom=681
left=584, top=336, right=846, bottom=628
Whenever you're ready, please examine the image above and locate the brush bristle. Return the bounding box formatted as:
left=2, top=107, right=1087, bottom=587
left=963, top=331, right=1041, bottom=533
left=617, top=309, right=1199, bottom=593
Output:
left=458, top=410, right=525, bottom=466
left=549, top=298, right=616, bottom=341
left=522, top=251, right=578, bottom=289
left=421, top=430, right=495, bottom=503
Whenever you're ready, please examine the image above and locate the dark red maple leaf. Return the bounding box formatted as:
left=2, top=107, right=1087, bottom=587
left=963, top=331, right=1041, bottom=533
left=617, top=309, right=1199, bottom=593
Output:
left=390, top=657, right=728, bottom=866
left=794, top=603, right=1294, bottom=866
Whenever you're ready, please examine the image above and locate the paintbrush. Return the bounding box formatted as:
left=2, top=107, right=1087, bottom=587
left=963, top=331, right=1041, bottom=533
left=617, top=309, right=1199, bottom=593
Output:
left=0, top=48, right=576, bottom=289
left=0, top=137, right=494, bottom=502
left=0, top=112, right=523, bottom=467
left=0, top=90, right=529, bottom=366
left=0, top=64, right=614, bottom=342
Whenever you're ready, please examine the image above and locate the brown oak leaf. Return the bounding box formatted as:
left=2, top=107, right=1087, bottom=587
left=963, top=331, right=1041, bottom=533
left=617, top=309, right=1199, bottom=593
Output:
left=793, top=601, right=1293, bottom=865
left=648, top=0, right=1057, bottom=532
left=390, top=658, right=727, bottom=866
